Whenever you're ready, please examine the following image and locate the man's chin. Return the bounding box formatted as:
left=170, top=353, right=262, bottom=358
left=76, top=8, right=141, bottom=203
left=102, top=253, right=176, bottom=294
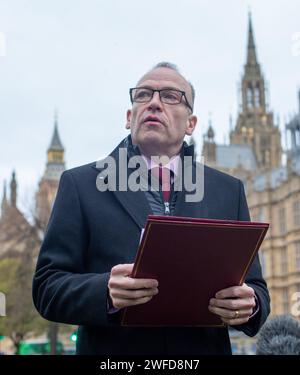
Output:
left=137, top=133, right=165, bottom=146
left=134, top=134, right=167, bottom=153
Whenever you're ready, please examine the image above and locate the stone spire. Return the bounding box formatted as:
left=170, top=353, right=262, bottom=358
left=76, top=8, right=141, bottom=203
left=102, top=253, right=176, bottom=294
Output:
left=48, top=110, right=64, bottom=152
left=229, top=13, right=282, bottom=170
left=229, top=113, right=233, bottom=132
left=241, top=11, right=266, bottom=114
left=35, top=112, right=66, bottom=228
left=286, top=90, right=300, bottom=157
left=202, top=114, right=216, bottom=164
left=1, top=180, right=8, bottom=217
left=44, top=111, right=66, bottom=180
left=207, top=113, right=215, bottom=141
left=246, top=11, right=258, bottom=67
left=10, top=170, right=17, bottom=207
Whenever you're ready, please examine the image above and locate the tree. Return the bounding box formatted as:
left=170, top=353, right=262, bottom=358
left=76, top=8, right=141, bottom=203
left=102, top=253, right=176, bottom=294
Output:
left=0, top=252, right=47, bottom=354
left=0, top=190, right=75, bottom=354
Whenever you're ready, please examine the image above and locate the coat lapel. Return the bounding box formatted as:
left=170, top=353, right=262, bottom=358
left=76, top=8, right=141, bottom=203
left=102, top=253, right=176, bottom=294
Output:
left=112, top=188, right=152, bottom=230
left=173, top=162, right=209, bottom=219
left=91, top=137, right=152, bottom=229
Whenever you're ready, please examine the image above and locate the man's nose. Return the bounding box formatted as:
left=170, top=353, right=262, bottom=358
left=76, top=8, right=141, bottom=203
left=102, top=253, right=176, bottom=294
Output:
left=147, top=91, right=163, bottom=111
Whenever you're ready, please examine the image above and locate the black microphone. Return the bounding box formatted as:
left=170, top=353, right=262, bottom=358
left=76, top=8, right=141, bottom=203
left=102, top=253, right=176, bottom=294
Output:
left=256, top=315, right=300, bottom=355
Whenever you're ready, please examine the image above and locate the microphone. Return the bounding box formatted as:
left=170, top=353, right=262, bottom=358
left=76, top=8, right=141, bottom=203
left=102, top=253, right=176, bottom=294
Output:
left=256, top=315, right=300, bottom=355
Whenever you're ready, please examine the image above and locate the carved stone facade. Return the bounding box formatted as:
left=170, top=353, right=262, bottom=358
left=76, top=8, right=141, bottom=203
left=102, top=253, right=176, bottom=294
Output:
left=202, top=14, right=300, bottom=318
left=0, top=114, right=65, bottom=258
left=0, top=172, right=39, bottom=259
left=35, top=113, right=65, bottom=230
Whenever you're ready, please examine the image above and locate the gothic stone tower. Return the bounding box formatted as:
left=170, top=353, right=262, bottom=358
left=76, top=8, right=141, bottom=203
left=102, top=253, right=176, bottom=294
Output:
left=35, top=112, right=65, bottom=229
left=230, top=13, right=282, bottom=170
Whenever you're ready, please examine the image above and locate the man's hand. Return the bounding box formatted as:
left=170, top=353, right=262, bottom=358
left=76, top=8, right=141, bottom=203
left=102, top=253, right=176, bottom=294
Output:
left=208, top=283, right=256, bottom=326
left=108, top=264, right=159, bottom=309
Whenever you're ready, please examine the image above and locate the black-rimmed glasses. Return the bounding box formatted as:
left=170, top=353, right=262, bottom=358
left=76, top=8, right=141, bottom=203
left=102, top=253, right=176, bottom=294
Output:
left=129, top=87, right=193, bottom=112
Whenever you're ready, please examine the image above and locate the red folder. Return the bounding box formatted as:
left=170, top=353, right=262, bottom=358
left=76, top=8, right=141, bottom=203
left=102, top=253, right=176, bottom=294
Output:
left=121, top=215, right=269, bottom=327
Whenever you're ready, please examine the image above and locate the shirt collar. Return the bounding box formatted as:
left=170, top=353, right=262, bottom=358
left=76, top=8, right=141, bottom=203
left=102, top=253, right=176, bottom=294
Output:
left=124, top=134, right=195, bottom=176
left=141, top=154, right=180, bottom=177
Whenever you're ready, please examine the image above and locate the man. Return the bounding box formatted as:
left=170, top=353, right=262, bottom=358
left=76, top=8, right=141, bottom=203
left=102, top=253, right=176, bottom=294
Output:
left=32, top=62, right=270, bottom=355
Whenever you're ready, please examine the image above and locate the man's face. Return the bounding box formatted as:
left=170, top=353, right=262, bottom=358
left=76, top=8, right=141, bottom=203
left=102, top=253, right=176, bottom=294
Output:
left=126, top=67, right=197, bottom=157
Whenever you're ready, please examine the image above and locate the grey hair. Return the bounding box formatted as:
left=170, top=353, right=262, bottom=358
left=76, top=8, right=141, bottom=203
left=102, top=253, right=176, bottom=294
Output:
left=151, top=61, right=195, bottom=108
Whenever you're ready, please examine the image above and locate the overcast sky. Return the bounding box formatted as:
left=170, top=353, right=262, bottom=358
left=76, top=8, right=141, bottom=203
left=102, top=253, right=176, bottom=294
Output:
left=0, top=0, right=299, bottom=212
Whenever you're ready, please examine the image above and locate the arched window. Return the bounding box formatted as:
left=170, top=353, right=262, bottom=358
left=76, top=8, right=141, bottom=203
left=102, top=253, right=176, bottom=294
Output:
left=260, top=251, right=267, bottom=278
left=254, top=85, right=260, bottom=107
left=247, top=85, right=253, bottom=108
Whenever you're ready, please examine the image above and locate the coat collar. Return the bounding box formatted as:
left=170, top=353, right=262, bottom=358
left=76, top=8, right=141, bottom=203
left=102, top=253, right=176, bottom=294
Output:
left=91, top=135, right=199, bottom=229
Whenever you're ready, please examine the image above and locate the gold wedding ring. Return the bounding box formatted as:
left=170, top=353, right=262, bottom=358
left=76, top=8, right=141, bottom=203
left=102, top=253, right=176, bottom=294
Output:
left=234, top=310, right=239, bottom=318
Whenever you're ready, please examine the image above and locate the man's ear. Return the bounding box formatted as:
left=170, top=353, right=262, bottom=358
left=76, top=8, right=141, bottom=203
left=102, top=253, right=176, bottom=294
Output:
left=126, top=109, right=132, bottom=129
left=185, top=115, right=197, bottom=136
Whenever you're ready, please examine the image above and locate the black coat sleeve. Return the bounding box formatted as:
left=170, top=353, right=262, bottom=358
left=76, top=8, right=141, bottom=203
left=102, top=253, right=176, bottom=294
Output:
left=32, top=170, right=115, bottom=327
left=233, top=180, right=271, bottom=337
